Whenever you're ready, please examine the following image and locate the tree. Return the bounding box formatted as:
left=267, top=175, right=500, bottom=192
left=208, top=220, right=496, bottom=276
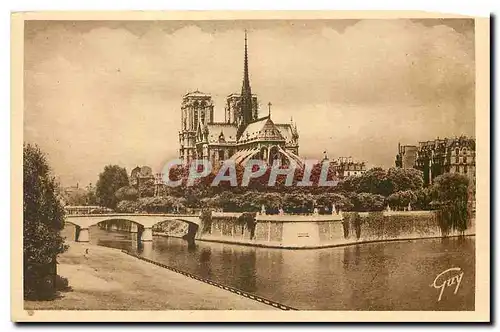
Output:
left=23, top=144, right=68, bottom=300
left=315, top=193, right=354, bottom=212
left=353, top=192, right=386, bottom=212
left=60, top=186, right=88, bottom=206
left=432, top=173, right=471, bottom=235
left=386, top=190, right=417, bottom=210
left=211, top=192, right=242, bottom=212
left=115, top=186, right=139, bottom=202
left=414, top=187, right=433, bottom=210
left=337, top=175, right=362, bottom=193
left=95, top=165, right=129, bottom=209
left=358, top=168, right=392, bottom=195
left=137, top=177, right=155, bottom=198
left=386, top=167, right=424, bottom=193
left=283, top=193, right=315, bottom=214
left=340, top=168, right=394, bottom=196
left=260, top=192, right=283, bottom=214
left=85, top=183, right=99, bottom=205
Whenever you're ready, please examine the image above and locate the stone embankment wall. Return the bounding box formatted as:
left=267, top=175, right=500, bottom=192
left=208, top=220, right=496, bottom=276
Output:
left=342, top=211, right=475, bottom=244
left=195, top=211, right=475, bottom=249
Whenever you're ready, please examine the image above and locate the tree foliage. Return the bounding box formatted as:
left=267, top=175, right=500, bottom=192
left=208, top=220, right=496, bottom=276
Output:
left=23, top=144, right=68, bottom=300
left=115, top=185, right=139, bottom=202
left=337, top=167, right=424, bottom=197
left=353, top=193, right=386, bottom=212
left=432, top=173, right=471, bottom=235
left=386, top=190, right=417, bottom=210
left=137, top=177, right=155, bottom=198
left=95, top=165, right=129, bottom=209
left=116, top=196, right=186, bottom=214
left=59, top=187, right=88, bottom=206
left=315, top=193, right=354, bottom=212
left=386, top=167, right=424, bottom=192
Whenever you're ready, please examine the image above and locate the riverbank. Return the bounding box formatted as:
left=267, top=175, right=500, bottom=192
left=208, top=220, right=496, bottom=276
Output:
left=24, top=242, right=273, bottom=310
left=190, top=211, right=476, bottom=249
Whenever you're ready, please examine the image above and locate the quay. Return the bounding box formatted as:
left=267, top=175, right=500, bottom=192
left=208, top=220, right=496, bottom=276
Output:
left=24, top=242, right=274, bottom=311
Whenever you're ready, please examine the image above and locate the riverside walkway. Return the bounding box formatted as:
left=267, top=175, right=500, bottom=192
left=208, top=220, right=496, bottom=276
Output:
left=24, top=242, right=273, bottom=310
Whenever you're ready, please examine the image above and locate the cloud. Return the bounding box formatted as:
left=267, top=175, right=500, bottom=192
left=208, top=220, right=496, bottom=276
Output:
left=24, top=19, right=475, bottom=186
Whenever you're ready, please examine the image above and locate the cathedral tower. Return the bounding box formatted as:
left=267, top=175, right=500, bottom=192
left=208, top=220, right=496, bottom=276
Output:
left=178, top=91, right=214, bottom=162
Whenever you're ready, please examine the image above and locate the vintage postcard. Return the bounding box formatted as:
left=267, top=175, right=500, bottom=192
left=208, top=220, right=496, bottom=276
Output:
left=11, top=11, right=490, bottom=322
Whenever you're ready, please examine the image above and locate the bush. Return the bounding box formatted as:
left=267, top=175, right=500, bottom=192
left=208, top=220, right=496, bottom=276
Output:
left=55, top=275, right=70, bottom=291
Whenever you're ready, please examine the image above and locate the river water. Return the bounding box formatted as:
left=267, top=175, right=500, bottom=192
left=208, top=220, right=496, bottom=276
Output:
left=89, top=226, right=475, bottom=310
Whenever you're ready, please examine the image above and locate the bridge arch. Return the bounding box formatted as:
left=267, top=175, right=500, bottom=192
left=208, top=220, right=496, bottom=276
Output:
left=64, top=214, right=201, bottom=243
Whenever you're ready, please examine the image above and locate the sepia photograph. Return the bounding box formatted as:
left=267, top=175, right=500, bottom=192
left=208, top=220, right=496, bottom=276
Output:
left=11, top=11, right=490, bottom=322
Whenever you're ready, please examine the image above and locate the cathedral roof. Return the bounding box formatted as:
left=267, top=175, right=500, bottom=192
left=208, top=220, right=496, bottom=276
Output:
left=239, top=116, right=285, bottom=142
left=275, top=123, right=297, bottom=144
left=184, top=90, right=211, bottom=98
left=205, top=123, right=238, bottom=143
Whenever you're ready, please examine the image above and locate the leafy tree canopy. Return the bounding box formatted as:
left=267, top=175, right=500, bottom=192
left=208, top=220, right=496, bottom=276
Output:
left=95, top=165, right=129, bottom=209
left=23, top=144, right=67, bottom=299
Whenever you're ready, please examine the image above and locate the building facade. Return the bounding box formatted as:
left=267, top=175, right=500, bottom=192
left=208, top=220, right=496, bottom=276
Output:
left=178, top=32, right=300, bottom=167
left=395, top=144, right=418, bottom=169
left=395, top=136, right=476, bottom=185
left=322, top=154, right=366, bottom=179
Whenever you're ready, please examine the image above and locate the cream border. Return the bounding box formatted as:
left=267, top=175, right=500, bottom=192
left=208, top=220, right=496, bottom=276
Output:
left=11, top=11, right=490, bottom=322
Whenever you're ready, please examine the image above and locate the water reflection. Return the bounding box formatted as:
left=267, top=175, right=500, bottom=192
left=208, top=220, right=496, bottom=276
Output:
left=89, top=226, right=475, bottom=310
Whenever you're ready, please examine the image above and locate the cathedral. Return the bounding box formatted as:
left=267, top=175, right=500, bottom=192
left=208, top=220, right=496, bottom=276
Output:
left=178, top=32, right=301, bottom=167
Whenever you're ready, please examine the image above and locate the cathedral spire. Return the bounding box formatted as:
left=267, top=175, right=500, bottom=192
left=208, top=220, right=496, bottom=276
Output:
left=237, top=30, right=253, bottom=139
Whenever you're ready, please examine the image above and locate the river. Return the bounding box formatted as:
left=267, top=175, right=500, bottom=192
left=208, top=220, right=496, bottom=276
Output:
left=89, top=226, right=475, bottom=310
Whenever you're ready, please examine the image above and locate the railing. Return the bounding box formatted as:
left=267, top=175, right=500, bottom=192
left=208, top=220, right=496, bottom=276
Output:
left=64, top=206, right=113, bottom=215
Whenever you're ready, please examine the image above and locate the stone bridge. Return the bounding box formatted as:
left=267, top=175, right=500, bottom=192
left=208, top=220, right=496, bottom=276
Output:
left=64, top=213, right=201, bottom=242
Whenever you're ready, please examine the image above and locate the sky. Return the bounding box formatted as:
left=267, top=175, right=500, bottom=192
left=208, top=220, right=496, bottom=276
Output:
left=24, top=19, right=475, bottom=187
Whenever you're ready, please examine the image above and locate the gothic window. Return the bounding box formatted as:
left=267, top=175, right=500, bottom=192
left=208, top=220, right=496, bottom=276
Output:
left=464, top=166, right=468, bottom=174
left=455, top=165, right=459, bottom=173
left=218, top=150, right=225, bottom=160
